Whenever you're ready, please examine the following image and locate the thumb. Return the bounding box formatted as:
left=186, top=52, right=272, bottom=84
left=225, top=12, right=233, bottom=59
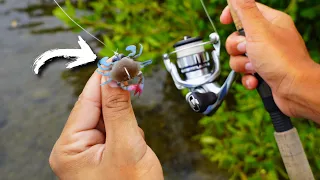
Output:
left=100, top=76, right=142, bottom=146
left=229, top=0, right=269, bottom=41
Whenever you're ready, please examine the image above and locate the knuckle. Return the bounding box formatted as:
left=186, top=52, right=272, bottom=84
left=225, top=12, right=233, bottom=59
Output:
left=49, top=150, right=58, bottom=172
left=229, top=56, right=240, bottom=72
left=225, top=37, right=233, bottom=54
left=81, top=130, right=105, bottom=145
left=282, top=13, right=293, bottom=22
left=239, top=0, right=256, bottom=10
left=49, top=146, right=77, bottom=176
left=275, top=12, right=295, bottom=28
left=229, top=57, right=236, bottom=69
left=49, top=154, right=54, bottom=168
left=48, top=139, right=69, bottom=173
left=104, top=93, right=131, bottom=113
left=78, top=96, right=101, bottom=109
left=126, top=137, right=147, bottom=163
left=225, top=33, right=237, bottom=54
left=246, top=31, right=267, bottom=43
left=139, top=127, right=145, bottom=139
left=247, top=24, right=271, bottom=42
left=112, top=136, right=147, bottom=165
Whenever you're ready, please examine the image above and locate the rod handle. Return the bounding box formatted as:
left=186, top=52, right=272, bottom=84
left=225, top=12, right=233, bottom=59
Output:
left=226, top=0, right=293, bottom=132
left=226, top=1, right=314, bottom=179
left=226, top=0, right=243, bottom=31
left=255, top=74, right=293, bottom=132
left=274, top=128, right=315, bottom=180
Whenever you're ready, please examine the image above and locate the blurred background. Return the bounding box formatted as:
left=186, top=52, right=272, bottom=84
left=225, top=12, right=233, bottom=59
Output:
left=0, top=0, right=319, bottom=179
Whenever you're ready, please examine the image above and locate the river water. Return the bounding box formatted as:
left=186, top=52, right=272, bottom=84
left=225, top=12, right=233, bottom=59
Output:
left=0, top=1, right=227, bottom=179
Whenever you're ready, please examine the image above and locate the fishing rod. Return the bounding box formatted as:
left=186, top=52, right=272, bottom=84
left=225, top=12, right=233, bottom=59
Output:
left=226, top=0, right=314, bottom=179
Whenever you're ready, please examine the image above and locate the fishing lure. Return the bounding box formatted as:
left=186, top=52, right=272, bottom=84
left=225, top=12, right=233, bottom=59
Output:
left=97, top=44, right=152, bottom=96
left=50, top=0, right=152, bottom=96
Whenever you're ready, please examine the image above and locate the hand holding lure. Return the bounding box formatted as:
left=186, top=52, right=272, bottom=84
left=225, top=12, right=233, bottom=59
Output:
left=33, top=0, right=152, bottom=96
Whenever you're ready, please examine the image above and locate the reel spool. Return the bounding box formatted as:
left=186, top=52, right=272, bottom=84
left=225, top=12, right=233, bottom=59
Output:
left=163, top=33, right=236, bottom=115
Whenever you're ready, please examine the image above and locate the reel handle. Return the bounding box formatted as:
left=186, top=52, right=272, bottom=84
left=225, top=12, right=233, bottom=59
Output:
left=187, top=92, right=218, bottom=113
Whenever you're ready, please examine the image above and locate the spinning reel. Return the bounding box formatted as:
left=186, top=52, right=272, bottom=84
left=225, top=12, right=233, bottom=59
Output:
left=163, top=33, right=236, bottom=115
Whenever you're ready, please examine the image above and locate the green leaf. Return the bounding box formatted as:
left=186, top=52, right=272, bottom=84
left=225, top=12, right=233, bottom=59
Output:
left=201, top=136, right=218, bottom=145
left=301, top=8, right=317, bottom=19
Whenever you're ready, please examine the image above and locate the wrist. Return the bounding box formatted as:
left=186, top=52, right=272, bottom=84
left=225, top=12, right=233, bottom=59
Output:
left=290, top=59, right=320, bottom=121
left=296, top=60, right=320, bottom=96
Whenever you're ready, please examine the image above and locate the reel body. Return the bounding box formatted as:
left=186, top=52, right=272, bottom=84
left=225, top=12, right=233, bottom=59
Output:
left=163, top=33, right=236, bottom=115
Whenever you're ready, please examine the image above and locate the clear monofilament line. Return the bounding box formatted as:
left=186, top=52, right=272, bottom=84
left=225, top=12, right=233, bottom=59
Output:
left=53, top=0, right=114, bottom=53
left=200, top=0, right=218, bottom=35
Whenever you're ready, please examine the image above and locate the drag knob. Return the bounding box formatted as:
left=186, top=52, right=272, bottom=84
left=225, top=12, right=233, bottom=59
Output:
left=187, top=92, right=218, bottom=113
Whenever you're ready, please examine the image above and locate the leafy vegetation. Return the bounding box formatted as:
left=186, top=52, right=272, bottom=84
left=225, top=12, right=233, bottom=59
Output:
left=54, top=0, right=320, bottom=179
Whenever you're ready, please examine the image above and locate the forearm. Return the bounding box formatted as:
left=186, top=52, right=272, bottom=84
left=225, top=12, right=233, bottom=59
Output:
left=292, top=60, right=320, bottom=122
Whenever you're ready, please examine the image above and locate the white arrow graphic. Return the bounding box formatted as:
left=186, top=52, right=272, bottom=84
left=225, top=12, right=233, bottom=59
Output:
left=32, top=36, right=97, bottom=74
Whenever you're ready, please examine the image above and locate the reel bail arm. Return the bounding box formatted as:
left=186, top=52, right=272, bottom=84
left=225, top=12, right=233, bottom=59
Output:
left=163, top=33, right=236, bottom=115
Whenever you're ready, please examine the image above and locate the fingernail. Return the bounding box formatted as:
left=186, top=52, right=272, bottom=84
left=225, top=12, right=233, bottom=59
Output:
left=246, top=79, right=252, bottom=89
left=245, top=62, right=254, bottom=72
left=237, top=41, right=246, bottom=52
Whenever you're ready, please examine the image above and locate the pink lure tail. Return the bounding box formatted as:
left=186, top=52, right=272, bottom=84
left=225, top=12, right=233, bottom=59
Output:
left=127, top=84, right=144, bottom=96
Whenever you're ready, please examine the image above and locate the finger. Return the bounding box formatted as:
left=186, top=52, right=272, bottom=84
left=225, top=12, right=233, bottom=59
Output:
left=222, top=2, right=289, bottom=27
left=139, top=127, right=145, bottom=140
left=220, top=6, right=233, bottom=24
left=64, top=130, right=105, bottom=153
left=63, top=71, right=102, bottom=134
left=242, top=74, right=258, bottom=90
left=229, top=0, right=269, bottom=41
left=230, top=56, right=255, bottom=73
left=100, top=59, right=142, bottom=145
left=226, top=32, right=247, bottom=55
left=96, top=117, right=106, bottom=134
left=253, top=3, right=294, bottom=29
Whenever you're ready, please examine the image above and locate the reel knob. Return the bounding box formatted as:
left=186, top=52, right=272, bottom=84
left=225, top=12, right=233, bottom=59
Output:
left=187, top=92, right=218, bottom=113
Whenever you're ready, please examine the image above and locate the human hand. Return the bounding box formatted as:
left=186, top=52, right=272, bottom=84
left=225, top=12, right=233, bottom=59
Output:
left=49, top=69, right=163, bottom=180
left=221, top=0, right=320, bottom=121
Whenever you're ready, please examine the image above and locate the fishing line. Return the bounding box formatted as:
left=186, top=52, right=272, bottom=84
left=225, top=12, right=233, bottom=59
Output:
left=200, top=0, right=219, bottom=35
left=53, top=0, right=114, bottom=53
